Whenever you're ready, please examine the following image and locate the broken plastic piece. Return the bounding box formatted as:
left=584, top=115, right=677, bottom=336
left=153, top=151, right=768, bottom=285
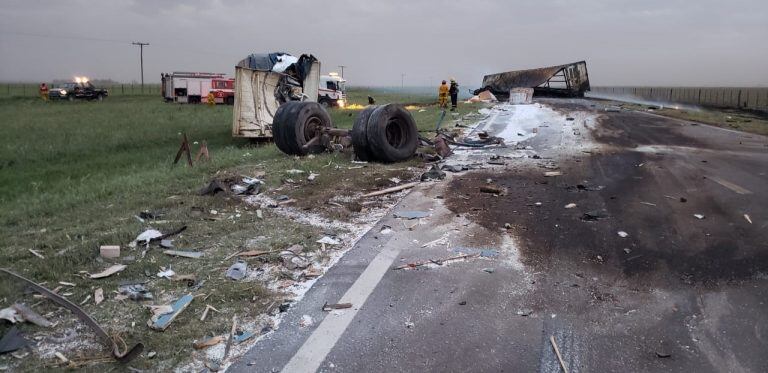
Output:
left=90, top=264, right=127, bottom=279
left=226, top=261, right=248, bottom=280
left=148, top=294, right=193, bottom=331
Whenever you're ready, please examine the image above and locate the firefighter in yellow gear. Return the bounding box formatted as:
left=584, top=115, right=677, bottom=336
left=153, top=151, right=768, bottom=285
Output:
left=206, top=92, right=216, bottom=106
left=39, top=83, right=49, bottom=101
left=438, top=80, right=449, bottom=108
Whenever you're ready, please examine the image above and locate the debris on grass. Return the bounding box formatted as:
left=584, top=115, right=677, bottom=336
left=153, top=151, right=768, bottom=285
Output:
left=4, top=304, right=53, bottom=327
left=157, top=268, right=176, bottom=279
left=0, top=327, right=28, bottom=355
left=233, top=330, right=256, bottom=345
left=129, top=229, right=163, bottom=249
left=99, top=245, right=120, bottom=258
left=27, top=249, right=45, bottom=259
left=316, top=236, right=341, bottom=246
left=162, top=250, right=204, bottom=259
left=361, top=182, right=419, bottom=198
left=200, top=305, right=220, bottom=321
left=226, top=260, right=248, bottom=280
left=193, top=336, right=225, bottom=350
left=118, top=284, right=154, bottom=301
left=90, top=264, right=127, bottom=279
left=94, top=288, right=104, bottom=305
left=148, top=294, right=194, bottom=331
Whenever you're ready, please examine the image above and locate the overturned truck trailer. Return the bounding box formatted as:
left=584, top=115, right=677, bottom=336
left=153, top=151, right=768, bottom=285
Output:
left=232, top=52, right=320, bottom=139
left=475, top=61, right=590, bottom=99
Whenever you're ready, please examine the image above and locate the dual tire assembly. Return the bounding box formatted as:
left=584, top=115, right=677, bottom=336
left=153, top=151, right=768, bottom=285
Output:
left=273, top=102, right=418, bottom=163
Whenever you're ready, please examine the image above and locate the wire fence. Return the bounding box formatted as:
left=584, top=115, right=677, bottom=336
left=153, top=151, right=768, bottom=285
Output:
left=0, top=83, right=162, bottom=97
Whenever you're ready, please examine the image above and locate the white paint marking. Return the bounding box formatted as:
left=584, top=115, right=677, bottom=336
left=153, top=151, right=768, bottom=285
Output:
left=281, top=243, right=401, bottom=373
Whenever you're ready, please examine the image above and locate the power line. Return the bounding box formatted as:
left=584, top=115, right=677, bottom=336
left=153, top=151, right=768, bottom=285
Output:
left=0, top=31, right=130, bottom=44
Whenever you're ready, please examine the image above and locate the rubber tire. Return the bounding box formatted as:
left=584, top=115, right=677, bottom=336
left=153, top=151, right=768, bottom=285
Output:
left=351, top=105, right=378, bottom=162
left=365, top=104, right=418, bottom=163
left=273, top=101, right=332, bottom=156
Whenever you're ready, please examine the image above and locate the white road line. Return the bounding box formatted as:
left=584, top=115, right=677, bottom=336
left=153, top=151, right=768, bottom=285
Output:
left=707, top=175, right=753, bottom=195
left=281, top=243, right=402, bottom=373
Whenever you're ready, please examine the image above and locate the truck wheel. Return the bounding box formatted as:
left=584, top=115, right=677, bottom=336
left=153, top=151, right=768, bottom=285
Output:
left=273, top=102, right=332, bottom=156
left=351, top=105, right=378, bottom=161
left=365, top=104, right=418, bottom=163
left=225, top=96, right=234, bottom=105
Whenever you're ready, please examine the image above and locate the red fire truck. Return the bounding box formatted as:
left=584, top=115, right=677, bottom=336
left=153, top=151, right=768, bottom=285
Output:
left=161, top=72, right=235, bottom=104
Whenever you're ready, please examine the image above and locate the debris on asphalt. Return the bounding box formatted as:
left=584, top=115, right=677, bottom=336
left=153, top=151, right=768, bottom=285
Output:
left=544, top=171, right=562, bottom=177
left=420, top=165, right=446, bottom=181
left=550, top=335, right=569, bottom=373
left=299, top=315, right=313, bottom=328
left=516, top=308, right=534, bottom=316
left=0, top=327, right=28, bottom=355
left=441, top=164, right=468, bottom=173
left=90, top=264, right=127, bottom=279
left=617, top=231, right=629, bottom=238
left=744, top=214, right=752, bottom=224
left=118, top=284, right=154, bottom=301
left=393, top=253, right=480, bottom=270
left=564, top=203, right=577, bottom=209
left=193, top=336, right=225, bottom=350
left=322, top=302, right=352, bottom=311
left=655, top=351, right=672, bottom=358
left=379, top=225, right=393, bottom=235
left=147, top=294, right=194, bottom=331
left=0, top=268, right=143, bottom=362
left=394, top=210, right=430, bottom=219
left=99, top=245, right=121, bottom=258
left=639, top=201, right=657, bottom=207
left=479, top=249, right=499, bottom=258
left=459, top=300, right=467, bottom=305
left=361, top=181, right=419, bottom=198
left=226, top=260, right=248, bottom=280
left=162, top=250, right=204, bottom=259
left=581, top=211, right=609, bottom=221
left=693, top=214, right=705, bottom=219
left=94, top=288, right=104, bottom=305
left=482, top=268, right=495, bottom=273
left=404, top=321, right=414, bottom=328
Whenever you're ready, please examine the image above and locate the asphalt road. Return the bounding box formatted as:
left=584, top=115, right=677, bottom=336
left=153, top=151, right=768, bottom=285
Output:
left=229, top=99, right=768, bottom=373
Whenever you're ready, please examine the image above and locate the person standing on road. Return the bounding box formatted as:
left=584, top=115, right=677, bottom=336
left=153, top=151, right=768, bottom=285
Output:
left=449, top=78, right=459, bottom=111
left=39, top=83, right=49, bottom=101
left=438, top=80, right=449, bottom=109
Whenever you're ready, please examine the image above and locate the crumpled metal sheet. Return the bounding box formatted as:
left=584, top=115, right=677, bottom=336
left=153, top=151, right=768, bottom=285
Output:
left=477, top=61, right=590, bottom=97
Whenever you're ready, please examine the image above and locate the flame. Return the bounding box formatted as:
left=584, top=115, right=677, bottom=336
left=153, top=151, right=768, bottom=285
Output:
left=343, top=104, right=366, bottom=110
left=74, top=76, right=89, bottom=83
left=404, top=105, right=421, bottom=110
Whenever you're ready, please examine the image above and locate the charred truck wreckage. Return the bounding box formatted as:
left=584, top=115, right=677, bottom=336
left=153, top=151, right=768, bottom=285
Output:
left=474, top=61, right=590, bottom=99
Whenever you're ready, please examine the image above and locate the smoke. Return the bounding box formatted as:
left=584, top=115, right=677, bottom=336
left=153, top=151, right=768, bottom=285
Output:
left=585, top=91, right=702, bottom=112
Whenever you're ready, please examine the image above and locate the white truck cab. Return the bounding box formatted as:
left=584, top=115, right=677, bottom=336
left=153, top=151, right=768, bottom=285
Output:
left=319, top=73, right=347, bottom=108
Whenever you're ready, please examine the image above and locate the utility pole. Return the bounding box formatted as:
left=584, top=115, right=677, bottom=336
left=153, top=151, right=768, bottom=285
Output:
left=338, top=65, right=346, bottom=78
left=401, top=73, right=405, bottom=90
left=132, top=42, right=149, bottom=92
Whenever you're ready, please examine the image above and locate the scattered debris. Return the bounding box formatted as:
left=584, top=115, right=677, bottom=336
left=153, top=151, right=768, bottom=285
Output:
left=480, top=185, right=504, bottom=195
left=90, top=264, right=127, bottom=279
left=200, top=305, right=220, bottom=321
left=639, top=201, right=657, bottom=207
left=316, top=236, right=341, bottom=246
left=299, top=315, right=313, bottom=328
left=159, top=240, right=174, bottom=249
left=617, top=231, right=629, bottom=238
left=157, top=268, right=176, bottom=279
left=693, top=214, right=705, bottom=219
left=193, top=336, right=225, bottom=350
left=307, top=173, right=319, bottom=181
left=482, top=268, right=495, bottom=273
left=162, top=250, right=204, bottom=259
left=99, top=245, right=121, bottom=258
left=119, top=284, right=154, bottom=301
left=233, top=330, right=256, bottom=344
left=605, top=106, right=621, bottom=112
left=544, top=171, right=562, bottom=177
left=361, top=182, right=419, bottom=198
left=404, top=321, right=414, bottom=329
left=564, top=203, right=577, bottom=209
left=420, top=165, right=446, bottom=181
left=148, top=294, right=194, bottom=331
left=0, top=268, right=143, bottom=362
left=379, top=225, right=393, bottom=235
left=441, top=164, right=468, bottom=173
left=744, top=214, right=752, bottom=224
left=27, top=249, right=45, bottom=259
left=479, top=249, right=499, bottom=258
left=226, top=260, right=248, bottom=280
left=581, top=211, right=609, bottom=221
left=129, top=229, right=163, bottom=248
left=199, top=179, right=228, bottom=196
left=322, top=302, right=352, bottom=311
left=94, top=288, right=104, bottom=305
left=0, top=327, right=28, bottom=355
left=8, top=304, right=53, bottom=327
left=516, top=308, right=533, bottom=316
left=394, top=211, right=430, bottom=219
left=393, top=253, right=480, bottom=270
left=655, top=351, right=672, bottom=358
left=550, top=335, right=569, bottom=373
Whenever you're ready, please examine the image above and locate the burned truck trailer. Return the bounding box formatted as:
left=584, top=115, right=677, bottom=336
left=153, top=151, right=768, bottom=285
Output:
left=475, top=61, right=590, bottom=98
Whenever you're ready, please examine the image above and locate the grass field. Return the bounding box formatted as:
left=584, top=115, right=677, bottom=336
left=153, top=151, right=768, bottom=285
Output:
left=0, top=88, right=481, bottom=370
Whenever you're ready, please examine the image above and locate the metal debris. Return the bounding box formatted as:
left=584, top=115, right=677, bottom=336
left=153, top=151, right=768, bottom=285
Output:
left=147, top=294, right=194, bottom=331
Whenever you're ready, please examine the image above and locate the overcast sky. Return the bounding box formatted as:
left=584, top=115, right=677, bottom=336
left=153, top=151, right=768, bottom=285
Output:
left=1, top=0, right=766, bottom=87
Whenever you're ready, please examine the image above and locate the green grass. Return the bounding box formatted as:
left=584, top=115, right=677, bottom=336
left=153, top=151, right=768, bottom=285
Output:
left=0, top=88, right=482, bottom=370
